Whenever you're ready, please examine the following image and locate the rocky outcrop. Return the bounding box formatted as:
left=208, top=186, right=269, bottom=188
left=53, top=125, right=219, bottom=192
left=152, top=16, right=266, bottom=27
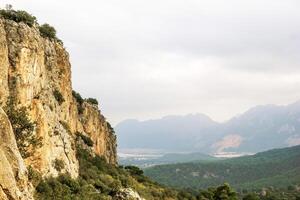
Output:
left=113, top=188, right=145, bottom=200
left=0, top=16, right=117, bottom=184
left=0, top=107, right=33, bottom=200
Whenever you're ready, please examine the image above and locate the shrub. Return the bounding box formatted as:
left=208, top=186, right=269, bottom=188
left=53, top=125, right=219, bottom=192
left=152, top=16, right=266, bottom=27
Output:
left=72, top=90, right=84, bottom=114
left=28, top=166, right=42, bottom=187
left=39, top=23, right=56, bottom=39
left=53, top=158, right=65, bottom=172
left=59, top=121, right=71, bottom=135
left=72, top=90, right=84, bottom=105
left=0, top=8, right=37, bottom=27
left=243, top=193, right=260, bottom=200
left=86, top=98, right=98, bottom=105
left=107, top=122, right=115, bottom=134
left=4, top=97, right=42, bottom=158
left=53, top=89, right=64, bottom=105
left=125, top=166, right=144, bottom=176
left=76, top=132, right=94, bottom=147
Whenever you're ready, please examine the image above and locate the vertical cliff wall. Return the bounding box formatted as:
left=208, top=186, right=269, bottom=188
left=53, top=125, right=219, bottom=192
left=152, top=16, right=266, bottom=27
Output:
left=0, top=17, right=117, bottom=187
left=0, top=107, right=33, bottom=200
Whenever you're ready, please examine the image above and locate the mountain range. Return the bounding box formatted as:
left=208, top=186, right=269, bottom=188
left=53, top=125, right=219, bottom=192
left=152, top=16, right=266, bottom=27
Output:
left=116, top=100, right=300, bottom=154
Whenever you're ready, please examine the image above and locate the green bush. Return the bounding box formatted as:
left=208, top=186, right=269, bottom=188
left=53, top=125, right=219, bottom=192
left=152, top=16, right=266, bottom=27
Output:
left=28, top=166, right=42, bottom=187
left=72, top=90, right=84, bottom=105
left=4, top=97, right=42, bottom=158
left=39, top=23, right=56, bottom=39
left=0, top=9, right=36, bottom=27
left=76, top=132, right=94, bottom=147
left=53, top=89, right=64, bottom=105
left=86, top=98, right=98, bottom=105
left=107, top=122, right=115, bottom=134
left=53, top=159, right=65, bottom=172
left=198, top=183, right=238, bottom=200
left=125, top=166, right=144, bottom=176
left=72, top=90, right=84, bottom=114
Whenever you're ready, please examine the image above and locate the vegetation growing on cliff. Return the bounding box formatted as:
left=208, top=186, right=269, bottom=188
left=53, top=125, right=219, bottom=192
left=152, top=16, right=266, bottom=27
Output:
left=0, top=6, right=36, bottom=27
left=76, top=132, right=94, bottom=147
left=0, top=6, right=61, bottom=43
left=39, top=23, right=57, bottom=39
left=72, top=90, right=84, bottom=114
left=72, top=90, right=102, bottom=115
left=4, top=97, right=42, bottom=158
left=86, top=98, right=99, bottom=105
left=53, top=89, right=65, bottom=105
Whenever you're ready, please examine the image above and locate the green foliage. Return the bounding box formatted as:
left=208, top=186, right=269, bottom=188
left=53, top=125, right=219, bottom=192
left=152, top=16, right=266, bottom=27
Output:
left=72, top=90, right=84, bottom=114
left=4, top=97, right=42, bottom=158
left=28, top=166, right=42, bottom=187
left=242, top=194, right=260, bottom=200
left=86, top=98, right=98, bottom=105
left=76, top=132, right=94, bottom=147
left=35, top=145, right=298, bottom=199
left=53, top=159, right=65, bottom=172
left=0, top=8, right=36, bottom=27
left=197, top=184, right=238, bottom=200
left=72, top=90, right=84, bottom=105
left=53, top=89, right=65, bottom=105
left=35, top=174, right=87, bottom=200
left=107, top=122, right=115, bottom=134
left=39, top=23, right=56, bottom=39
left=145, top=145, right=300, bottom=190
left=125, top=166, right=144, bottom=176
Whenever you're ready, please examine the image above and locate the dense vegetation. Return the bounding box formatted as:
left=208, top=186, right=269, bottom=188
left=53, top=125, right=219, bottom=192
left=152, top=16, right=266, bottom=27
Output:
left=39, top=23, right=56, bottom=39
left=0, top=6, right=59, bottom=41
left=86, top=98, right=99, bottom=105
left=53, top=89, right=65, bottom=105
left=35, top=146, right=178, bottom=199
left=76, top=132, right=94, bottom=147
left=4, top=97, right=42, bottom=158
left=34, top=137, right=299, bottom=199
left=72, top=90, right=101, bottom=115
left=0, top=6, right=36, bottom=27
left=145, top=145, right=300, bottom=193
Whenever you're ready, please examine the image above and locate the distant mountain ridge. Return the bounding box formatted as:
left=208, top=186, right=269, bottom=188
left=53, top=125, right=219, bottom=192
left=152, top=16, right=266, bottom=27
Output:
left=116, top=101, right=300, bottom=154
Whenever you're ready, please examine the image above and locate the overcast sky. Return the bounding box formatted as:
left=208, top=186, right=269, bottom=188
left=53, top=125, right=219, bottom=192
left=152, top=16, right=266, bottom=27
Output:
left=2, top=0, right=300, bottom=124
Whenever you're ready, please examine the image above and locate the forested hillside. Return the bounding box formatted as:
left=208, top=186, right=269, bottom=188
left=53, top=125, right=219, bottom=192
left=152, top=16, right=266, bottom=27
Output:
left=145, top=145, right=300, bottom=190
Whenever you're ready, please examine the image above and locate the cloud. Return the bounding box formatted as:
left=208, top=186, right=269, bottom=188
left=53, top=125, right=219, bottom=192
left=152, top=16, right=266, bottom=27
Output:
left=2, top=0, right=300, bottom=124
left=212, top=134, right=243, bottom=153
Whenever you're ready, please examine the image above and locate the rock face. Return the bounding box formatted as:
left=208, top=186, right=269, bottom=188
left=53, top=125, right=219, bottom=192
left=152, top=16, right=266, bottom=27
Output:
left=0, top=107, right=33, bottom=200
left=113, top=188, right=145, bottom=200
left=0, top=17, right=117, bottom=188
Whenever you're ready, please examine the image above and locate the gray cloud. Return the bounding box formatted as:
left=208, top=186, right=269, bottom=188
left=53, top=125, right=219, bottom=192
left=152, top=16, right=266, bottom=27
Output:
left=3, top=0, right=300, bottom=124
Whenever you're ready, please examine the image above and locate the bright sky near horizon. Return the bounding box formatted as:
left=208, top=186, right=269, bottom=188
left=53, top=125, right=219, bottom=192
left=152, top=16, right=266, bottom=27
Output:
left=2, top=0, right=300, bottom=125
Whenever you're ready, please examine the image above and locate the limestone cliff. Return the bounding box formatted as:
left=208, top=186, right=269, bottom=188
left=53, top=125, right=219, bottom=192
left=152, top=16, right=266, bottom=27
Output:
left=0, top=16, right=117, bottom=194
left=0, top=107, right=33, bottom=200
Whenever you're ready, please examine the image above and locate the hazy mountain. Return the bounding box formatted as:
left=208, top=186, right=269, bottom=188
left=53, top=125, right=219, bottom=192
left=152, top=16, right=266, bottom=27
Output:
left=144, top=145, right=300, bottom=190
left=116, top=101, right=300, bottom=154
left=116, top=113, right=221, bottom=153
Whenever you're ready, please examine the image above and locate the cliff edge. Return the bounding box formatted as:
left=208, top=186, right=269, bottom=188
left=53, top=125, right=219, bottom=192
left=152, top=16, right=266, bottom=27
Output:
left=0, top=15, right=116, bottom=199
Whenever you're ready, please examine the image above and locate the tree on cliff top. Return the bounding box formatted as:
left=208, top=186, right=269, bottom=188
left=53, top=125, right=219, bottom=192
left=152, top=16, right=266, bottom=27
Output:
left=0, top=6, right=37, bottom=27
